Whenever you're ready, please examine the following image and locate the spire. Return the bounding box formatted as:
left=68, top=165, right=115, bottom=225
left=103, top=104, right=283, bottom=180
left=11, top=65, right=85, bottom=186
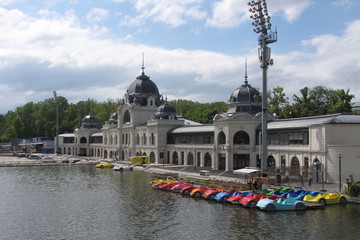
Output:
left=244, top=58, right=248, bottom=84
left=141, top=52, right=145, bottom=75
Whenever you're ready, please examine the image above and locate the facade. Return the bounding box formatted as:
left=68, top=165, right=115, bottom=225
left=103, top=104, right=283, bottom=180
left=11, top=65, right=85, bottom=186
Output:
left=57, top=67, right=360, bottom=184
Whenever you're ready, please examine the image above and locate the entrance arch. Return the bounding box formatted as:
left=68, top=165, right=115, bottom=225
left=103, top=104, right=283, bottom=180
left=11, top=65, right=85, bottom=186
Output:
left=267, top=155, right=276, bottom=176
left=173, top=152, right=179, bottom=165
left=204, top=152, right=212, bottom=168
left=150, top=152, right=155, bottom=163
left=290, top=157, right=300, bottom=177
left=187, top=152, right=194, bottom=165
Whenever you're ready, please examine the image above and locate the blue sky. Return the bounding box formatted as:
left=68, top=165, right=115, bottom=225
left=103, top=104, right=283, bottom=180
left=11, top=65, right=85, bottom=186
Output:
left=0, top=0, right=360, bottom=114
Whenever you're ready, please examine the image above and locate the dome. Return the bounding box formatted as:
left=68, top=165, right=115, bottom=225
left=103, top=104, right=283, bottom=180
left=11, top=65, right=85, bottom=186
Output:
left=127, top=73, right=159, bottom=95
left=153, top=100, right=177, bottom=120
left=81, top=114, right=100, bottom=129
left=127, top=70, right=161, bottom=107
left=227, top=80, right=262, bottom=114
left=108, top=112, right=118, bottom=124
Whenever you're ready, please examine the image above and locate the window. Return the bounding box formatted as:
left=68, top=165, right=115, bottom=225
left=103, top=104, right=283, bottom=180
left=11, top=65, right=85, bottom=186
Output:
left=233, top=131, right=250, bottom=145
left=218, top=131, right=226, bottom=145
left=123, top=110, right=130, bottom=123
left=136, top=134, right=140, bottom=145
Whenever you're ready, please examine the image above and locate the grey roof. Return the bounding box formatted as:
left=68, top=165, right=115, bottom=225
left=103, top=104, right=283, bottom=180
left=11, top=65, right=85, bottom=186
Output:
left=268, top=114, right=360, bottom=130
left=169, top=125, right=214, bottom=134
left=127, top=73, right=160, bottom=96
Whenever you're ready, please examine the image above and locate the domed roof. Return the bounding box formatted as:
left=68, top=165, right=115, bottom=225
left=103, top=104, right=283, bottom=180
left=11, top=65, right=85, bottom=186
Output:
left=127, top=67, right=161, bottom=106
left=227, top=79, right=262, bottom=115
left=81, top=114, right=100, bottom=129
left=127, top=72, right=160, bottom=96
left=153, top=99, right=177, bottom=120
left=108, top=112, right=118, bottom=124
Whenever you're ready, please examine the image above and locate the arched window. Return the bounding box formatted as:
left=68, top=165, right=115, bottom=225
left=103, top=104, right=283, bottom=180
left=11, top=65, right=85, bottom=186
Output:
left=233, top=131, right=250, bottom=144
left=151, top=133, right=155, bottom=145
left=123, top=110, right=130, bottom=123
left=80, top=137, right=87, bottom=144
left=218, top=131, right=226, bottom=145
left=143, top=133, right=147, bottom=145
left=136, top=134, right=140, bottom=145
left=267, top=155, right=276, bottom=167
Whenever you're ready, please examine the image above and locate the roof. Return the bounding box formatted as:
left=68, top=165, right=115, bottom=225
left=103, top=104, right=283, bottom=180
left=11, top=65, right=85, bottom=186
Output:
left=268, top=114, right=360, bottom=130
left=91, top=132, right=103, bottom=137
left=233, top=167, right=260, bottom=175
left=59, top=133, right=75, bottom=137
left=169, top=125, right=214, bottom=134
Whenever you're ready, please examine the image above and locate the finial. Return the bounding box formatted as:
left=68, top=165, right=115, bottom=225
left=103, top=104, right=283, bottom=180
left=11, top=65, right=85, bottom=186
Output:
left=244, top=58, right=248, bottom=84
left=141, top=52, right=145, bottom=75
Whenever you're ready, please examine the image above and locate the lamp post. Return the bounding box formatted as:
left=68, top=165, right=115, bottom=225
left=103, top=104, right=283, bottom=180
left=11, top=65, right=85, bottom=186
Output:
left=53, top=91, right=59, bottom=155
left=194, top=150, right=197, bottom=171
left=162, top=147, right=165, bottom=167
left=339, top=154, right=342, bottom=192
left=248, top=0, right=277, bottom=172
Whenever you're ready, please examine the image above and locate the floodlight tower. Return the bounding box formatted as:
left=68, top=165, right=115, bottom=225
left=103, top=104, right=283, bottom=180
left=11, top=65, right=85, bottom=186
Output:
left=53, top=91, right=59, bottom=155
left=248, top=0, right=277, bottom=171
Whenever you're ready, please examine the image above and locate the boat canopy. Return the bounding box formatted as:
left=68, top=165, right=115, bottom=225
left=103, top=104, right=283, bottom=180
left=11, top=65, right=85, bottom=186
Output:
left=233, top=167, right=260, bottom=175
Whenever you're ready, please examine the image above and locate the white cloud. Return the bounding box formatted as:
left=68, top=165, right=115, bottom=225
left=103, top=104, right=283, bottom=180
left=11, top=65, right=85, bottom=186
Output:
left=206, top=0, right=249, bottom=28
left=0, top=5, right=359, bottom=114
left=120, top=0, right=207, bottom=27
left=0, top=0, right=15, bottom=6
left=86, top=8, right=109, bottom=23
left=207, top=0, right=312, bottom=28
left=267, top=0, right=313, bottom=23
left=332, top=0, right=358, bottom=7
left=270, top=20, right=360, bottom=101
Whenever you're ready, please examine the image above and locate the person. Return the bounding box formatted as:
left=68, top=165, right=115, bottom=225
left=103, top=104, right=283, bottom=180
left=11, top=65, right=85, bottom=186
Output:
left=253, top=180, right=258, bottom=192
left=247, top=180, right=252, bottom=190
left=308, top=175, right=312, bottom=186
left=348, top=175, right=353, bottom=187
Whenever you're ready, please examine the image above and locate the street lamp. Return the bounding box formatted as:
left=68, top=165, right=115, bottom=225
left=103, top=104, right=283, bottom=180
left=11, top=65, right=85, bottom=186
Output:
left=248, top=0, right=277, bottom=171
left=53, top=91, right=59, bottom=155
left=339, top=154, right=342, bottom=192
left=194, top=150, right=197, bottom=171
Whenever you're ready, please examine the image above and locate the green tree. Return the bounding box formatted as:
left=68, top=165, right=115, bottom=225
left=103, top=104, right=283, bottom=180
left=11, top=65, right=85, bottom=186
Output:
left=328, top=89, right=354, bottom=114
left=291, top=87, right=315, bottom=118
left=268, top=86, right=289, bottom=119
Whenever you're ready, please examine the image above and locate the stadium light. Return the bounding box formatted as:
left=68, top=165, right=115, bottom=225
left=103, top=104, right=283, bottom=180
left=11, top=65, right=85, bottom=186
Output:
left=248, top=0, right=277, bottom=172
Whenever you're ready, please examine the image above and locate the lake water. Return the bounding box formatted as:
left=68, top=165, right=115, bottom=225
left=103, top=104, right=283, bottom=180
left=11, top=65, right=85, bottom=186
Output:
left=0, top=165, right=359, bottom=240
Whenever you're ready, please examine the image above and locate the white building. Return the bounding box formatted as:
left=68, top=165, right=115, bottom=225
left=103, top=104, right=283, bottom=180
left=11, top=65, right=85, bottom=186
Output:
left=57, top=67, right=360, bottom=184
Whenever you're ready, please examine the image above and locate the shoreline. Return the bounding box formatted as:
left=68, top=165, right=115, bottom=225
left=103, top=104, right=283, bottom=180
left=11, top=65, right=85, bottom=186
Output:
left=1, top=155, right=360, bottom=204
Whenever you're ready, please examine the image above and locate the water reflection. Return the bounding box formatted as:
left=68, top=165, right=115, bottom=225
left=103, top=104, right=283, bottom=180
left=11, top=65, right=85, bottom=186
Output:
left=0, top=166, right=359, bottom=240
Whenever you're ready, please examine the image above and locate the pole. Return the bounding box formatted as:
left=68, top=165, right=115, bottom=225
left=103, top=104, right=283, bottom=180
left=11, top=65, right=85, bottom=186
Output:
left=53, top=91, right=59, bottom=155
left=339, top=154, right=342, bottom=192
left=194, top=150, right=196, bottom=171
left=261, top=37, right=268, bottom=172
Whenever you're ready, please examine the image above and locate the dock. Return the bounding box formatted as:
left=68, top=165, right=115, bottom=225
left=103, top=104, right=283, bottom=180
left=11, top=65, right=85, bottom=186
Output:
left=305, top=202, right=325, bottom=209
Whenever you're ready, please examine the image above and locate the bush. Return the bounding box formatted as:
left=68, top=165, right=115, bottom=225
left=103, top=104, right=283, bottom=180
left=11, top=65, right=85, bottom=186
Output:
left=345, top=182, right=360, bottom=196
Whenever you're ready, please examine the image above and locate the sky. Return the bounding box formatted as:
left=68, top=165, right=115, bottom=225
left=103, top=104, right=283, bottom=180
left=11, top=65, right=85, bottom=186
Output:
left=0, top=0, right=360, bottom=114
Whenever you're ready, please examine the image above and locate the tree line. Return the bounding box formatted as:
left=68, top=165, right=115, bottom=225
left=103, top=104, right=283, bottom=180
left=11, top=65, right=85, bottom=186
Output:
left=0, top=85, right=356, bottom=142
